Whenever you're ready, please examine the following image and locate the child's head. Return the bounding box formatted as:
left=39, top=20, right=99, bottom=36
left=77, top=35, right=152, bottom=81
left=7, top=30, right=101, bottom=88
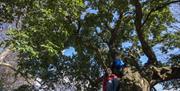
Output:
left=106, top=68, right=112, bottom=76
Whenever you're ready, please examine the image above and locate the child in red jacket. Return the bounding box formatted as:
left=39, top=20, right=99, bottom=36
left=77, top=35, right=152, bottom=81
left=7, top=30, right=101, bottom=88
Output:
left=103, top=68, right=119, bottom=91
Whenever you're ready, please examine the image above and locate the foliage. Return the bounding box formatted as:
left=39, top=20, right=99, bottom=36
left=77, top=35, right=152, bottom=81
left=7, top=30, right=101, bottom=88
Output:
left=1, top=0, right=180, bottom=90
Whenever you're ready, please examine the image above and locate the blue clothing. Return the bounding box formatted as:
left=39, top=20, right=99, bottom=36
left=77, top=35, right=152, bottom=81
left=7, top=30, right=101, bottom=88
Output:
left=112, top=59, right=126, bottom=77
left=113, top=59, right=125, bottom=69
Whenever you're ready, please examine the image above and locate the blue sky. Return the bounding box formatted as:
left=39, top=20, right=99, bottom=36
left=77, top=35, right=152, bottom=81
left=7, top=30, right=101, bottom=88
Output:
left=62, top=47, right=76, bottom=57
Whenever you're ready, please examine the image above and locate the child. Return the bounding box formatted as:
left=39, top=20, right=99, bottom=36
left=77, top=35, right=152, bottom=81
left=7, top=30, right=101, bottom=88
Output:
left=111, top=58, right=126, bottom=78
left=103, top=68, right=119, bottom=91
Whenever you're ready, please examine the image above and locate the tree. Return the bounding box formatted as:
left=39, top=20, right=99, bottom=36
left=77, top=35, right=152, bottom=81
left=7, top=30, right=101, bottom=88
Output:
left=0, top=48, right=32, bottom=90
left=1, top=0, right=180, bottom=91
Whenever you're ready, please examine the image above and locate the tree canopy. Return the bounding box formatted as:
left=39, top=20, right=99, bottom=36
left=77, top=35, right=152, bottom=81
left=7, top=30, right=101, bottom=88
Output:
left=0, top=0, right=180, bottom=90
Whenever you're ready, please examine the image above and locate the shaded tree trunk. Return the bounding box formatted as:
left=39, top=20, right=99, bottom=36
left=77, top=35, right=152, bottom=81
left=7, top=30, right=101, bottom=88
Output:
left=119, top=67, right=151, bottom=91
left=119, top=83, right=150, bottom=91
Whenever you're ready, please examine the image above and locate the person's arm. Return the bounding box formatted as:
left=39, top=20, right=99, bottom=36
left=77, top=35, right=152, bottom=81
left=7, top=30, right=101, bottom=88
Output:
left=123, top=63, right=127, bottom=68
left=95, top=75, right=105, bottom=86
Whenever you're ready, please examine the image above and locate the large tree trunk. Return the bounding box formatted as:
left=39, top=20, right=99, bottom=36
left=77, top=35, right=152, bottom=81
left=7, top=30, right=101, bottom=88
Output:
left=119, top=82, right=150, bottom=91
left=119, top=67, right=151, bottom=91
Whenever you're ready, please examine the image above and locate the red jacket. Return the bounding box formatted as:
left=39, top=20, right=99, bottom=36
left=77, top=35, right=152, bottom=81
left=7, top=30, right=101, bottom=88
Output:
left=102, top=74, right=117, bottom=91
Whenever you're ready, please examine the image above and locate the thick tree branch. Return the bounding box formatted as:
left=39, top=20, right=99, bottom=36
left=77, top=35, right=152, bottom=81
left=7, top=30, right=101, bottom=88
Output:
left=142, top=0, right=180, bottom=27
left=108, top=10, right=124, bottom=61
left=133, top=0, right=158, bottom=65
left=0, top=62, right=16, bottom=71
left=0, top=48, right=11, bottom=61
left=125, top=45, right=141, bottom=70
left=150, top=66, right=180, bottom=86
left=0, top=61, right=33, bottom=85
left=0, top=48, right=32, bottom=85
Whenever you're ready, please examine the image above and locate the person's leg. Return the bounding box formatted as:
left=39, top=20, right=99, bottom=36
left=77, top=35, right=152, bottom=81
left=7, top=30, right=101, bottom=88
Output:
left=106, top=80, right=113, bottom=91
left=113, top=78, right=120, bottom=91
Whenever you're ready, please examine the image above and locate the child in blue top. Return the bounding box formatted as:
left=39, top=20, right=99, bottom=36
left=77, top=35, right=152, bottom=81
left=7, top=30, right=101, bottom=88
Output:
left=111, top=58, right=126, bottom=77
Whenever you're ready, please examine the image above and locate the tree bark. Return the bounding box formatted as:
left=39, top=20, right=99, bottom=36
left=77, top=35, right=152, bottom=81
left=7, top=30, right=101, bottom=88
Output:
left=119, top=67, right=151, bottom=91
left=150, top=66, right=180, bottom=86
left=133, top=0, right=158, bottom=65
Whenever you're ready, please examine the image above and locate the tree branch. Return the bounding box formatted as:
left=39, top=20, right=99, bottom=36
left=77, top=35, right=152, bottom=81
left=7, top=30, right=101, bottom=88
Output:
left=152, top=86, right=157, bottom=91
left=0, top=48, right=11, bottom=61
left=0, top=62, right=16, bottom=71
left=0, top=61, right=33, bottom=85
left=142, top=0, right=180, bottom=27
left=108, top=10, right=124, bottom=61
left=0, top=48, right=33, bottom=85
left=151, top=66, right=180, bottom=86
left=133, top=0, right=158, bottom=65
